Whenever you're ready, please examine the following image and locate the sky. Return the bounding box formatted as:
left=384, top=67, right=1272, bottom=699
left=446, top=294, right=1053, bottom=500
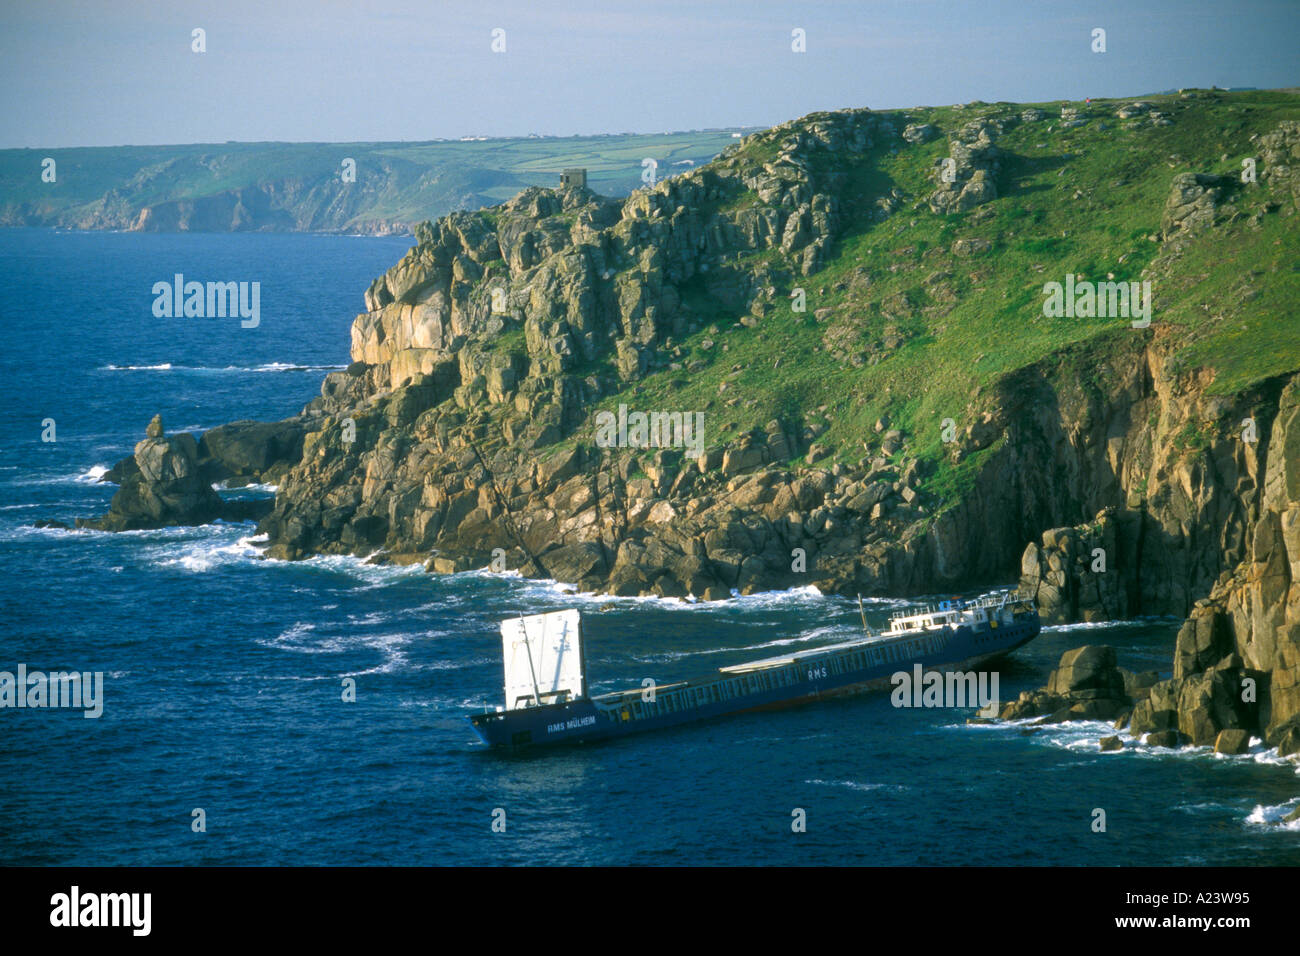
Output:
left=1, top=0, right=1297, bottom=148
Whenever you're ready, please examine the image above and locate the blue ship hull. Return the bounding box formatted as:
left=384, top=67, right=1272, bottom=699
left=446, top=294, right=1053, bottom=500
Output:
left=469, top=607, right=1040, bottom=752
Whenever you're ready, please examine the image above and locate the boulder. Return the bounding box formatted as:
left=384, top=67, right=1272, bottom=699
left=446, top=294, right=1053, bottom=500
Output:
left=1129, top=678, right=1180, bottom=737
left=1161, top=172, right=1230, bottom=238
left=952, top=238, right=991, bottom=257
left=721, top=444, right=764, bottom=476
left=76, top=416, right=260, bottom=532
left=1176, top=668, right=1256, bottom=745
left=999, top=646, right=1132, bottom=724
left=1173, top=608, right=1232, bottom=680
left=1049, top=645, right=1126, bottom=699
left=541, top=541, right=608, bottom=583
left=198, top=418, right=307, bottom=484
left=1276, top=724, right=1300, bottom=758
left=1019, top=511, right=1126, bottom=623
left=901, top=123, right=937, bottom=144
left=1213, top=728, right=1252, bottom=755
left=1146, top=730, right=1186, bottom=748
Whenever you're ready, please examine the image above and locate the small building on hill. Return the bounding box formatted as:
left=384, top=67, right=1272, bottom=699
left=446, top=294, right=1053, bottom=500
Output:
left=560, top=168, right=587, bottom=188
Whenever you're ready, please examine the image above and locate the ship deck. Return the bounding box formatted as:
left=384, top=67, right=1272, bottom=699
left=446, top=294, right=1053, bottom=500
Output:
left=718, top=634, right=890, bottom=674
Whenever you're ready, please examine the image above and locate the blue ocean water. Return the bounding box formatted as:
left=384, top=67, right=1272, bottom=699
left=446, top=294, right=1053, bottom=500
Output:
left=1, top=228, right=1298, bottom=866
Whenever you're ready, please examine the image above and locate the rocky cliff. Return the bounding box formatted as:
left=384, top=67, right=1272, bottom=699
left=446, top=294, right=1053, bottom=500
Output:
left=82, top=91, right=1300, bottom=756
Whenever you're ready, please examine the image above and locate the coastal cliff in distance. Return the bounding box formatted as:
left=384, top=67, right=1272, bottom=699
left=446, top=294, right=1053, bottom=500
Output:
left=91, top=90, right=1300, bottom=754
left=0, top=132, right=749, bottom=234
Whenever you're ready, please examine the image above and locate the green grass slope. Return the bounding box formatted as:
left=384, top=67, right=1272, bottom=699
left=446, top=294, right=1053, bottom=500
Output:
left=565, top=91, right=1299, bottom=502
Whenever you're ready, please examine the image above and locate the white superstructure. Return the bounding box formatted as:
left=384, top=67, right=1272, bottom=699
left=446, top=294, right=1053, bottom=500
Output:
left=886, top=592, right=1027, bottom=634
left=501, top=609, right=586, bottom=710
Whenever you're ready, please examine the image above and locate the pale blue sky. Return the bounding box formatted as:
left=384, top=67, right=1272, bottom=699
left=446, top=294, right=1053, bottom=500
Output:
left=2, top=0, right=1296, bottom=148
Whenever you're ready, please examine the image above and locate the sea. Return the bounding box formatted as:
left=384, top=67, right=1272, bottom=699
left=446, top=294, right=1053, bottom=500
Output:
left=1, top=228, right=1298, bottom=866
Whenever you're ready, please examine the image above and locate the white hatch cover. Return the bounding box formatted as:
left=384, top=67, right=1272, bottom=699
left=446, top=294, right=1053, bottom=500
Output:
left=501, top=609, right=585, bottom=710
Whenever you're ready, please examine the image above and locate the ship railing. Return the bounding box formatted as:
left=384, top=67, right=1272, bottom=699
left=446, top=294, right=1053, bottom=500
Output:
left=888, top=589, right=1030, bottom=622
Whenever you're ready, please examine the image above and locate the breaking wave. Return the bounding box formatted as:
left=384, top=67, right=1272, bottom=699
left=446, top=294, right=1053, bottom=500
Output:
left=100, top=362, right=344, bottom=373
left=806, top=778, right=909, bottom=793
left=1245, top=800, right=1300, bottom=830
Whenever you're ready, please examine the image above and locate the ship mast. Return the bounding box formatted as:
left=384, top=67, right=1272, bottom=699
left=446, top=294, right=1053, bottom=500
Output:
left=857, top=593, right=873, bottom=638
left=520, top=622, right=543, bottom=707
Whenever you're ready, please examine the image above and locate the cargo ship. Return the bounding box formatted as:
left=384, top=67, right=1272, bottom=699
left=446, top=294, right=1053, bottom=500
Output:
left=468, top=590, right=1040, bottom=752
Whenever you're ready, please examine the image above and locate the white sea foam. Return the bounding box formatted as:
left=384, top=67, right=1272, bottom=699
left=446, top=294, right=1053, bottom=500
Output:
left=0, top=522, right=88, bottom=541
left=1250, top=747, right=1300, bottom=770
left=247, top=543, right=432, bottom=588
left=100, top=362, right=344, bottom=373
left=293, top=551, right=428, bottom=587
left=502, top=576, right=838, bottom=611
left=1042, top=620, right=1132, bottom=633
left=7, top=464, right=117, bottom=487
left=274, top=621, right=317, bottom=643
left=151, top=533, right=266, bottom=572
left=954, top=716, right=1123, bottom=751
left=1174, top=802, right=1227, bottom=812
left=2, top=521, right=229, bottom=543
left=962, top=717, right=1297, bottom=771
left=806, top=778, right=909, bottom=793
left=720, top=584, right=832, bottom=608
left=1245, top=800, right=1300, bottom=830
left=261, top=624, right=470, bottom=677
left=75, top=465, right=110, bottom=483
left=1042, top=615, right=1180, bottom=634
left=248, top=362, right=347, bottom=373
left=212, top=480, right=278, bottom=492
left=401, top=695, right=490, bottom=710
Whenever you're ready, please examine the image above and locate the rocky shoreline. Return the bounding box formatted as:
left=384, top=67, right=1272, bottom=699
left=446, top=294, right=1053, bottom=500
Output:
left=63, top=99, right=1300, bottom=766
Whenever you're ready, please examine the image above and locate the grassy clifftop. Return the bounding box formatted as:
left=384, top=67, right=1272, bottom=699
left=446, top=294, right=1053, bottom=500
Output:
left=575, top=90, right=1300, bottom=499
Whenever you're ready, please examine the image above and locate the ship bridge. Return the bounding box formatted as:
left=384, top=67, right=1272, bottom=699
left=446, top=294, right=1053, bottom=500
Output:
left=887, top=592, right=1030, bottom=635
